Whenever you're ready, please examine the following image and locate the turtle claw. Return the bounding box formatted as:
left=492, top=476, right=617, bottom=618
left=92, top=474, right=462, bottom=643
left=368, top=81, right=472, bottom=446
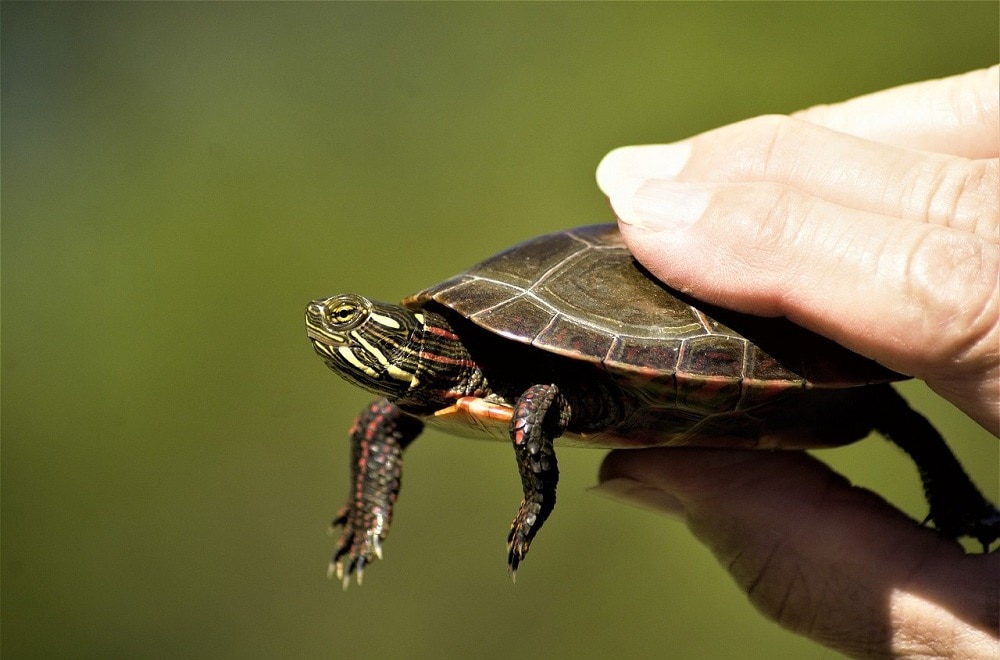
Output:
left=329, top=511, right=387, bottom=587
left=324, top=399, right=418, bottom=587
left=506, top=502, right=541, bottom=579
left=921, top=494, right=1000, bottom=552
left=506, top=543, right=522, bottom=584
left=971, top=507, right=1000, bottom=552
left=327, top=561, right=351, bottom=590
left=329, top=554, right=369, bottom=590
left=328, top=556, right=366, bottom=590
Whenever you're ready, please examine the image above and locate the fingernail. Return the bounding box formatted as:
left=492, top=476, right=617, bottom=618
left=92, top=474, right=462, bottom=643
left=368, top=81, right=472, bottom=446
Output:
left=589, top=477, right=686, bottom=521
left=596, top=143, right=692, bottom=197
left=614, top=180, right=712, bottom=230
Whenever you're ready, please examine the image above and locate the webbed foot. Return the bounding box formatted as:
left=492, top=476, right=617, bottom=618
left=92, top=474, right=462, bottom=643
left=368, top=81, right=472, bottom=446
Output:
left=506, top=384, right=570, bottom=579
left=873, top=386, right=1000, bottom=552
left=330, top=398, right=422, bottom=587
left=924, top=490, right=1000, bottom=552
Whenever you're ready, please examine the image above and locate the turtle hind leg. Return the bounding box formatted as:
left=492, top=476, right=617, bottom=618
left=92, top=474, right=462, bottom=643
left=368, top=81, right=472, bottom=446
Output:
left=872, top=385, right=1000, bottom=551
left=506, top=383, right=571, bottom=579
left=331, top=397, right=423, bottom=587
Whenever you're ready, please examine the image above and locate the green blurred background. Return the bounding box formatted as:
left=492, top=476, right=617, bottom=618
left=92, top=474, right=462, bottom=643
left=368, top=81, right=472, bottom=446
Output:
left=3, top=3, right=997, bottom=659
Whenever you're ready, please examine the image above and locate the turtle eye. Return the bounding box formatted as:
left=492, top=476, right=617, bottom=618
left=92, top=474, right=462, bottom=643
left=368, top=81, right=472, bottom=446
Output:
left=322, top=294, right=371, bottom=331
left=330, top=303, right=359, bottom=324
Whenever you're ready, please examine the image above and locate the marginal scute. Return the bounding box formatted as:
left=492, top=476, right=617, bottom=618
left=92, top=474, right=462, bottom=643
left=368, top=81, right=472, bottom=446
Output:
left=678, top=335, right=747, bottom=380
left=745, top=347, right=806, bottom=384
left=603, top=336, right=681, bottom=374
left=534, top=314, right=615, bottom=361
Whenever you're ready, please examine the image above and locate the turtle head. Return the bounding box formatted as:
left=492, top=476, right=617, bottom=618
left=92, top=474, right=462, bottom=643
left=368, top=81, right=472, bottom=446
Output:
left=306, top=294, right=422, bottom=398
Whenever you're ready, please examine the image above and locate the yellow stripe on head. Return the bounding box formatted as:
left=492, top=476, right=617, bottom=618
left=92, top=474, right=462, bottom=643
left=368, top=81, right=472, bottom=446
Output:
left=337, top=346, right=379, bottom=379
left=352, top=332, right=416, bottom=384
left=369, top=312, right=401, bottom=329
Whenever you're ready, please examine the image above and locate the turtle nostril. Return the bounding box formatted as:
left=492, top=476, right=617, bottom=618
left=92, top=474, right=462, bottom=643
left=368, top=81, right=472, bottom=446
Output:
left=307, top=301, right=326, bottom=318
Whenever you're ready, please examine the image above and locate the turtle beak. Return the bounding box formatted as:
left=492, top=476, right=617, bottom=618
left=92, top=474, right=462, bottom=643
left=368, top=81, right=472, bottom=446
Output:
left=305, top=301, right=335, bottom=344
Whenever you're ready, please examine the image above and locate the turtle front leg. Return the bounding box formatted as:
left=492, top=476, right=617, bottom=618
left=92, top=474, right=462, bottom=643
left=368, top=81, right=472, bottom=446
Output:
left=331, top=397, right=423, bottom=587
left=507, top=383, right=571, bottom=579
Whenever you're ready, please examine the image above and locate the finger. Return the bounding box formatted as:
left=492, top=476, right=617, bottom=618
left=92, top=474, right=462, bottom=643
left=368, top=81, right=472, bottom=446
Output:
left=598, top=116, right=999, bottom=240
left=613, top=182, right=999, bottom=431
left=594, top=447, right=1000, bottom=659
left=792, top=66, right=999, bottom=158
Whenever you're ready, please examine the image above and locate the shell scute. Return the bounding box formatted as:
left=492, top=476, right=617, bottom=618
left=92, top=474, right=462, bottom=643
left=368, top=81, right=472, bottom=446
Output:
left=471, top=297, right=556, bottom=344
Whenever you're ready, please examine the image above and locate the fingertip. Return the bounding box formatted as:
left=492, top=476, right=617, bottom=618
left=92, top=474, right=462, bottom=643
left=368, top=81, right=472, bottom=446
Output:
left=596, top=142, right=693, bottom=197
left=595, top=146, right=634, bottom=197
left=595, top=448, right=695, bottom=521
left=588, top=477, right=687, bottom=520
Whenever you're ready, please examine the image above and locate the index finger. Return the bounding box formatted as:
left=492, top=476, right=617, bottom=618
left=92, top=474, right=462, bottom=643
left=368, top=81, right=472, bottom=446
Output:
left=792, top=66, right=998, bottom=158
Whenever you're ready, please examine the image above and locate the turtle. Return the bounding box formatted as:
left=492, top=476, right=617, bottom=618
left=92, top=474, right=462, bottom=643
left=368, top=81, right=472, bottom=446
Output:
left=305, top=223, right=999, bottom=585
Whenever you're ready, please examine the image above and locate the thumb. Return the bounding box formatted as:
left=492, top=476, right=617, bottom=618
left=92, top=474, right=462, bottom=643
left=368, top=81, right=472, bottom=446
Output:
left=593, top=447, right=999, bottom=658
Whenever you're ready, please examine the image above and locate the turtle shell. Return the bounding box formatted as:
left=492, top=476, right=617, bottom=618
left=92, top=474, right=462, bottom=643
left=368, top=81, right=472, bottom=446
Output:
left=403, top=224, right=899, bottom=446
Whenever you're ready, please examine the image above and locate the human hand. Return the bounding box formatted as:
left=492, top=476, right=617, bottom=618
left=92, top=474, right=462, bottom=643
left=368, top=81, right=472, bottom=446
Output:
left=593, top=67, right=1000, bottom=658
left=595, top=447, right=999, bottom=659
left=596, top=66, right=998, bottom=434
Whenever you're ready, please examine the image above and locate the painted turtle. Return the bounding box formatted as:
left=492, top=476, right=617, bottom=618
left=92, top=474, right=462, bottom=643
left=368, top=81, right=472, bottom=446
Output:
left=306, top=224, right=999, bottom=585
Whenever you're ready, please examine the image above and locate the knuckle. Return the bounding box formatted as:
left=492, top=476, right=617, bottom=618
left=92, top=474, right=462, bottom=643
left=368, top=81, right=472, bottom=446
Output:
left=918, top=158, right=999, bottom=235
left=759, top=184, right=806, bottom=246
left=744, top=113, right=792, bottom=134
left=729, top=181, right=803, bottom=256
left=749, top=115, right=794, bottom=171
left=716, top=115, right=797, bottom=179
left=714, top=182, right=823, bottom=310
left=905, top=228, right=999, bottom=371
